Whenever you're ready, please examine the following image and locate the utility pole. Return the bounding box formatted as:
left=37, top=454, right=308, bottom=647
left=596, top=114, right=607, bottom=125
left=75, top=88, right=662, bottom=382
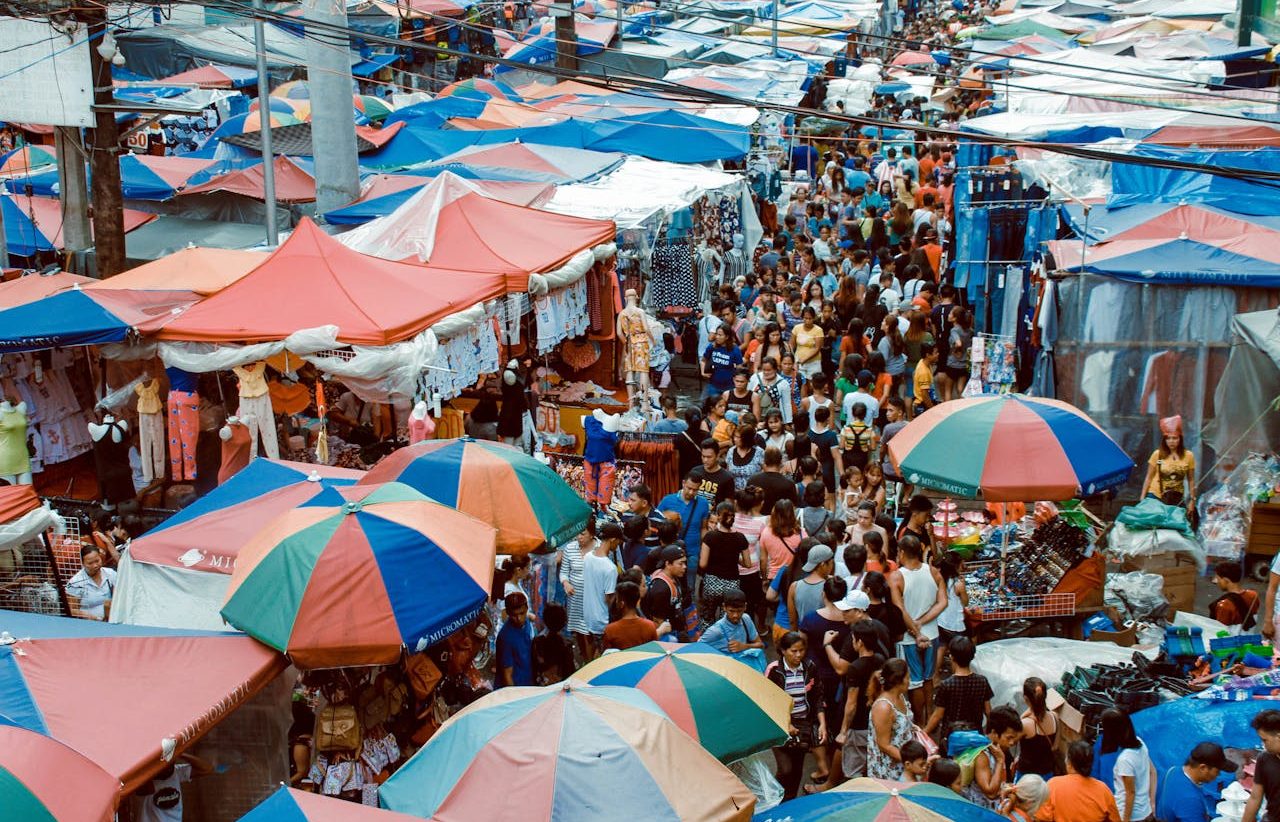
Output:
left=303, top=0, right=360, bottom=216
left=53, top=126, right=92, bottom=254
left=551, top=2, right=577, bottom=71
left=82, top=7, right=126, bottom=277
left=252, top=0, right=279, bottom=245
left=1237, top=0, right=1260, bottom=46
left=771, top=0, right=779, bottom=56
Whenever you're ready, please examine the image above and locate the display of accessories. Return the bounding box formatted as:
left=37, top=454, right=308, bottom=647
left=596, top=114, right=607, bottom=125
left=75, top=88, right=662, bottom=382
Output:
left=965, top=517, right=1090, bottom=618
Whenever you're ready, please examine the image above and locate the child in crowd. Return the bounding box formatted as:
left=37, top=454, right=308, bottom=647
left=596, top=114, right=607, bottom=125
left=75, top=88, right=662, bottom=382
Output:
left=699, top=586, right=766, bottom=671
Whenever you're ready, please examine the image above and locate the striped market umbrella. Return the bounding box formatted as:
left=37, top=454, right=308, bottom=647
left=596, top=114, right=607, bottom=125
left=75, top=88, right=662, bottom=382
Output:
left=886, top=394, right=1134, bottom=501
left=436, top=76, right=522, bottom=102
left=575, top=641, right=791, bottom=763
left=379, top=682, right=757, bottom=821
left=354, top=94, right=395, bottom=123
left=0, top=726, right=119, bottom=822
left=360, top=438, right=591, bottom=554
left=240, top=786, right=417, bottom=821
left=755, top=778, right=1007, bottom=821
left=0, top=145, right=56, bottom=176
left=220, top=481, right=497, bottom=669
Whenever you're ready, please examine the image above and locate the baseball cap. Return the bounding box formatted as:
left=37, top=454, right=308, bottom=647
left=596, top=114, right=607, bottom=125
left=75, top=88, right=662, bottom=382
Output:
left=1188, top=742, right=1237, bottom=772
left=659, top=545, right=686, bottom=564
left=802, top=545, right=835, bottom=572
left=857, top=369, right=875, bottom=385
left=835, top=590, right=871, bottom=612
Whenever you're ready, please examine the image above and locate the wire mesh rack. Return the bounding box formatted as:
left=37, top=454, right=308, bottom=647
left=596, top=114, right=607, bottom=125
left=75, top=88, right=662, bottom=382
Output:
left=972, top=593, right=1077, bottom=622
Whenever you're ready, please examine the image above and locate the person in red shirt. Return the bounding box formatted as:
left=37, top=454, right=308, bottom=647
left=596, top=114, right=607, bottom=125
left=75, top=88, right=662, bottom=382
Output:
left=1037, top=741, right=1121, bottom=822
left=603, top=581, right=668, bottom=651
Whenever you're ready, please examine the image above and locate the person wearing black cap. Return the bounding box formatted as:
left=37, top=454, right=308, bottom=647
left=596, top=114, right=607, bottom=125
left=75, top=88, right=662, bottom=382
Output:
left=1245, top=709, right=1280, bottom=822
left=898, top=494, right=936, bottom=557
left=1156, top=741, right=1235, bottom=822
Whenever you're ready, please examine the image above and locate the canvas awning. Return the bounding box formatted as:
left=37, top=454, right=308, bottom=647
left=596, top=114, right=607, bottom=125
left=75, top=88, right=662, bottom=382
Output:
left=155, top=219, right=509, bottom=345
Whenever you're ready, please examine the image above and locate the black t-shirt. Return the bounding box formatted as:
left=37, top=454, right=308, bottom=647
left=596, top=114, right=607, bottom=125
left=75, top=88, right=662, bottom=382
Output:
left=747, top=470, right=801, bottom=515
left=866, top=601, right=907, bottom=646
left=701, top=529, right=747, bottom=579
left=689, top=465, right=735, bottom=506
left=839, top=652, right=886, bottom=729
left=934, top=673, right=994, bottom=734
left=1257, top=752, right=1280, bottom=822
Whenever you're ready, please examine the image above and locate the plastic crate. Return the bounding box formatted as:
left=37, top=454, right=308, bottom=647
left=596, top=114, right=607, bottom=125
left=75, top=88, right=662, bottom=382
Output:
left=973, top=593, right=1077, bottom=622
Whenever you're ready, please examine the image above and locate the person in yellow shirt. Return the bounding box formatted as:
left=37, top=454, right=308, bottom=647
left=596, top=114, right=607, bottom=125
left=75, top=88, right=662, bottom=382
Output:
left=912, top=343, right=939, bottom=418
left=1139, top=415, right=1195, bottom=514
left=792, top=307, right=825, bottom=379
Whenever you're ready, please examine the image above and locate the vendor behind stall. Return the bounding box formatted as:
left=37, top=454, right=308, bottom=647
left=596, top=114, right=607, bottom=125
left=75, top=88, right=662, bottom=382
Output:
left=1139, top=416, right=1195, bottom=517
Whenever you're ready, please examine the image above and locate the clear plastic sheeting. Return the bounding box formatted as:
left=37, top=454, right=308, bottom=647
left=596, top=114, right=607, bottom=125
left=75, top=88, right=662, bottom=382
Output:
left=728, top=751, right=785, bottom=812
left=543, top=157, right=747, bottom=229
left=1051, top=274, right=1280, bottom=497
left=1104, top=571, right=1168, bottom=622
left=1012, top=147, right=1114, bottom=203
left=1203, top=312, right=1280, bottom=465
left=529, top=242, right=618, bottom=295
left=1105, top=522, right=1206, bottom=571
left=110, top=551, right=234, bottom=631
left=157, top=326, right=343, bottom=373
left=973, top=637, right=1156, bottom=709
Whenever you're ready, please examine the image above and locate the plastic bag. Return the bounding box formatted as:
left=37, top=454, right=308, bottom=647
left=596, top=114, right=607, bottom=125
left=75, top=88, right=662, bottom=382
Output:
left=972, top=637, right=1157, bottom=709
left=1105, top=572, right=1168, bottom=622
left=1116, top=498, right=1192, bottom=535
left=1106, top=522, right=1206, bottom=572
left=728, top=750, right=784, bottom=812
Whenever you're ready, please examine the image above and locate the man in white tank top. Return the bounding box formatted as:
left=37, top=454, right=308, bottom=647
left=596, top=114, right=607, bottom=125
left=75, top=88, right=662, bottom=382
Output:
left=890, top=534, right=947, bottom=722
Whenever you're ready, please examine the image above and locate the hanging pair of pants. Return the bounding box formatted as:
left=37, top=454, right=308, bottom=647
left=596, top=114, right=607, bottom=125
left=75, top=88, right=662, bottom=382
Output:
left=167, top=390, right=199, bottom=482
left=238, top=392, right=279, bottom=460
left=137, top=411, right=166, bottom=482
left=582, top=459, right=615, bottom=506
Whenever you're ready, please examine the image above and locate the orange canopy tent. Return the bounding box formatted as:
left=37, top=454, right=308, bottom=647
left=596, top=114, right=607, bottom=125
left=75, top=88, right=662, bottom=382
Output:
left=0, top=271, right=93, bottom=310
left=340, top=173, right=616, bottom=292
left=155, top=219, right=507, bottom=346
left=86, top=247, right=267, bottom=296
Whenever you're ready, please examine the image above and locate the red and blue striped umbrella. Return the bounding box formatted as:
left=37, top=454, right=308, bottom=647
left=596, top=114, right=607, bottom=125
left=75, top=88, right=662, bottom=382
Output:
left=221, top=482, right=497, bottom=669
left=886, top=394, right=1134, bottom=501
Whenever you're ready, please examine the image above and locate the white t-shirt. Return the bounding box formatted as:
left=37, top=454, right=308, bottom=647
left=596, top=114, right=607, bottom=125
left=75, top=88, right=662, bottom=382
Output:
left=1113, top=742, right=1154, bottom=821
left=137, top=762, right=191, bottom=822
left=581, top=551, right=618, bottom=634
left=65, top=567, right=117, bottom=621
left=842, top=390, right=879, bottom=426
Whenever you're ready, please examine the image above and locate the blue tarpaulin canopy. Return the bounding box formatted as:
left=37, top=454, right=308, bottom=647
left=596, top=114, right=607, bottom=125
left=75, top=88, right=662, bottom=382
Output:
left=1110, top=146, right=1280, bottom=215
left=0, top=289, right=197, bottom=352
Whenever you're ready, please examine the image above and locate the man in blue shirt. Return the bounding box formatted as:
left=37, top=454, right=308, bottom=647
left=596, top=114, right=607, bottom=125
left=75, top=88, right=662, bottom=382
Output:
left=1156, top=741, right=1235, bottom=822
left=657, top=475, right=712, bottom=589
left=844, top=156, right=872, bottom=193
left=790, top=139, right=818, bottom=178
left=495, top=592, right=535, bottom=687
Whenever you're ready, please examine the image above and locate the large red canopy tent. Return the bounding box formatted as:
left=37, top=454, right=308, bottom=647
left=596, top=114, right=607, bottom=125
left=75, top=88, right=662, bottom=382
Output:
left=155, top=219, right=508, bottom=345
left=339, top=172, right=616, bottom=292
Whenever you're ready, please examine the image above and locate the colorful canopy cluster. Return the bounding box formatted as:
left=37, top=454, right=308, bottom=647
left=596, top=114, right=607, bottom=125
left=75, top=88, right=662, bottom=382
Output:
left=576, top=641, right=792, bottom=762
left=886, top=394, right=1134, bottom=501
left=361, top=437, right=592, bottom=554
left=220, top=482, right=497, bottom=668
left=379, top=682, right=757, bottom=821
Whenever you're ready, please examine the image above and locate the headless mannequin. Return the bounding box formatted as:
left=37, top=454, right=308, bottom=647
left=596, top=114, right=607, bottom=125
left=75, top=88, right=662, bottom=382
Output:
left=616, top=288, right=651, bottom=408
left=88, top=413, right=133, bottom=510
left=218, top=415, right=252, bottom=484
left=408, top=401, right=435, bottom=444
left=134, top=369, right=166, bottom=484
left=0, top=397, right=33, bottom=486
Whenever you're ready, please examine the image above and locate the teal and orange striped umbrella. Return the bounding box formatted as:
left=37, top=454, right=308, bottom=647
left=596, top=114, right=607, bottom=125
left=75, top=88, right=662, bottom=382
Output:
left=0, top=726, right=119, bottom=822
left=755, top=778, right=1006, bottom=821
left=886, top=394, right=1134, bottom=501
left=361, top=438, right=591, bottom=554
left=220, top=482, right=497, bottom=669
left=575, top=641, right=791, bottom=762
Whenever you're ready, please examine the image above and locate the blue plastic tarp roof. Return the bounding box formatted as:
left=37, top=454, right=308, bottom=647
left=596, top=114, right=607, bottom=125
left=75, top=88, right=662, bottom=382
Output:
left=1068, top=237, right=1280, bottom=286
left=1110, top=145, right=1280, bottom=215
left=14, top=154, right=207, bottom=201
left=365, top=111, right=749, bottom=169
left=0, top=291, right=134, bottom=351
left=384, top=95, right=488, bottom=128
left=1132, top=696, right=1262, bottom=778
left=1, top=195, right=55, bottom=257
left=352, top=52, right=400, bottom=77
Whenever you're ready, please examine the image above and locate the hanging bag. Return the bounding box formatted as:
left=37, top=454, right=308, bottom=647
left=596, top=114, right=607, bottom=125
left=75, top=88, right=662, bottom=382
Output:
left=315, top=704, right=362, bottom=753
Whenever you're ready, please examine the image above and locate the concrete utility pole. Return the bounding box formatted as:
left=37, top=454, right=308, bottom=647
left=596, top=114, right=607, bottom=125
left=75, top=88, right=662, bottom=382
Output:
left=551, top=2, right=578, bottom=70
left=82, top=8, right=126, bottom=277
left=303, top=0, right=361, bottom=217
left=53, top=126, right=92, bottom=254
left=252, top=0, right=279, bottom=245
left=1237, top=0, right=1260, bottom=46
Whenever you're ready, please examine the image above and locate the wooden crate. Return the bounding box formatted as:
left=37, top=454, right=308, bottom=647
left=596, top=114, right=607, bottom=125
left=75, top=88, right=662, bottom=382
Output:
left=1247, top=501, right=1280, bottom=559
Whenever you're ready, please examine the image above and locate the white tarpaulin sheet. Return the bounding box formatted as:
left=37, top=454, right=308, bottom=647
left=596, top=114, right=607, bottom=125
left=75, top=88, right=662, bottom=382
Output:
left=973, top=637, right=1157, bottom=708
left=543, top=156, right=744, bottom=228
left=110, top=551, right=235, bottom=631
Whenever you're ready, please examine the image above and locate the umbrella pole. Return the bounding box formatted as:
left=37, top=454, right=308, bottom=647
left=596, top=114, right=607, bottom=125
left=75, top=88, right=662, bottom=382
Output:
left=999, top=502, right=1007, bottom=590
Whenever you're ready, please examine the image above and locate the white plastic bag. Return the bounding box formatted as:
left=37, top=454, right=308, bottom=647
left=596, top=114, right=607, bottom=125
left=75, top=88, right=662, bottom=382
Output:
left=1105, top=571, right=1167, bottom=622
left=728, top=750, right=784, bottom=812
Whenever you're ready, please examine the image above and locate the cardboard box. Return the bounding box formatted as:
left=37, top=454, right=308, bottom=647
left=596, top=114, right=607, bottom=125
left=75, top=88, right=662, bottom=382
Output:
left=1120, top=552, right=1197, bottom=573
left=1046, top=689, right=1085, bottom=758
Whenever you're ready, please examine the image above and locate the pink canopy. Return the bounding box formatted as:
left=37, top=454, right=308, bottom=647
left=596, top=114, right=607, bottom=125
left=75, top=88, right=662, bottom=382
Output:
left=181, top=156, right=316, bottom=203
left=0, top=271, right=93, bottom=310
left=156, top=218, right=509, bottom=345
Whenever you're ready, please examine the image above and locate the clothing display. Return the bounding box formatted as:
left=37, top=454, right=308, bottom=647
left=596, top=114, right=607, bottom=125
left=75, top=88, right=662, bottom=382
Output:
left=218, top=420, right=251, bottom=484
left=616, top=435, right=678, bottom=500
left=534, top=279, right=590, bottom=354
left=0, top=402, right=31, bottom=479
left=90, top=416, right=135, bottom=505
left=137, top=409, right=166, bottom=483
left=618, top=309, right=651, bottom=374
left=167, top=389, right=200, bottom=481
left=980, top=337, right=1017, bottom=391
left=648, top=241, right=697, bottom=310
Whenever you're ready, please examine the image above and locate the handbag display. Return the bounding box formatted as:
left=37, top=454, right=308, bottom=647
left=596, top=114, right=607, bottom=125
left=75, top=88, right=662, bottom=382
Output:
left=315, top=704, right=362, bottom=753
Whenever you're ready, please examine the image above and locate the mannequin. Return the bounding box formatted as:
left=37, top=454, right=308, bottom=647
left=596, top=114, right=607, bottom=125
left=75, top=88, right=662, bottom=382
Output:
left=134, top=370, right=166, bottom=484
left=582, top=408, right=620, bottom=510
left=88, top=413, right=134, bottom=509
left=232, top=361, right=279, bottom=459
left=0, top=397, right=33, bottom=486
left=497, top=360, right=526, bottom=448
left=218, top=415, right=252, bottom=485
left=408, top=401, right=435, bottom=445
left=165, top=366, right=200, bottom=482
left=616, top=288, right=651, bottom=407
